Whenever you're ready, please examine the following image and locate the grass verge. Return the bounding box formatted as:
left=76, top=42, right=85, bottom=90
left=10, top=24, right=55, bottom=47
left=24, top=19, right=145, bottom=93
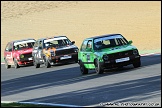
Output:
left=1, top=102, right=55, bottom=107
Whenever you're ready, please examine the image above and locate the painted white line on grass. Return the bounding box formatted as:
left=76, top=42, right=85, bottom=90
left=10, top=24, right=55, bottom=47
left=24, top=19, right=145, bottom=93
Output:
left=1, top=101, right=16, bottom=103
left=17, top=101, right=83, bottom=107
left=1, top=101, right=83, bottom=107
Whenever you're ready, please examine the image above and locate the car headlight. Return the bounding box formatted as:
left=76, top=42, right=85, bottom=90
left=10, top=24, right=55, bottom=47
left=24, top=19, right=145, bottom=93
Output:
left=20, top=54, right=24, bottom=58
left=103, top=55, right=109, bottom=61
left=133, top=49, right=138, bottom=55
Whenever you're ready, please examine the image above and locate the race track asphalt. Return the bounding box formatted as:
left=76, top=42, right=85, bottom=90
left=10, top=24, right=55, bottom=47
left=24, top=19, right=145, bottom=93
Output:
left=1, top=54, right=161, bottom=107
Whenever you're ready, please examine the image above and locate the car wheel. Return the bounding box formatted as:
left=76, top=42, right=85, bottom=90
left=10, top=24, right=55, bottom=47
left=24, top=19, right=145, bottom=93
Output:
left=75, top=60, right=78, bottom=63
left=35, top=63, right=40, bottom=68
left=45, top=57, right=51, bottom=68
left=133, top=59, right=141, bottom=68
left=14, top=58, right=20, bottom=69
left=79, top=61, right=88, bottom=75
left=33, top=57, right=40, bottom=68
left=95, top=59, right=104, bottom=74
left=4, top=58, right=11, bottom=69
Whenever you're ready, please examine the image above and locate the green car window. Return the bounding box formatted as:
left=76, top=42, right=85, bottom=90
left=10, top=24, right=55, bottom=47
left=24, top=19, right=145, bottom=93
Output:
left=80, top=40, right=88, bottom=51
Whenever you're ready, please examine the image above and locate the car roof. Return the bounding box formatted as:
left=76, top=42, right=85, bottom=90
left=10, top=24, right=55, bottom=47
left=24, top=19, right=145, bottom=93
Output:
left=86, top=33, right=122, bottom=40
left=37, top=36, right=68, bottom=41
left=10, top=38, right=36, bottom=43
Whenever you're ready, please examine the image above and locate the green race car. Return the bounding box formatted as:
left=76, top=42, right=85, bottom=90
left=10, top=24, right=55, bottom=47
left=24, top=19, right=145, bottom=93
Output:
left=78, top=34, right=141, bottom=75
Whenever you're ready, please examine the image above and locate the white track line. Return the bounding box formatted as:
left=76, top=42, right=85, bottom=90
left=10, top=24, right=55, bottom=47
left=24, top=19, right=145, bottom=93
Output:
left=140, top=52, right=161, bottom=56
left=19, top=102, right=83, bottom=107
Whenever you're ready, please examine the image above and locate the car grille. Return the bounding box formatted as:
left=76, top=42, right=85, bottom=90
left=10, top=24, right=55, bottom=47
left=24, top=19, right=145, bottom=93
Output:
left=20, top=53, right=32, bottom=61
left=55, top=49, right=75, bottom=56
left=107, top=50, right=133, bottom=60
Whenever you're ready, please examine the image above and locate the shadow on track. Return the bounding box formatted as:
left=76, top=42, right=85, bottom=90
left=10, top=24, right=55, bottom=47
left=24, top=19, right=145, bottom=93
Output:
left=1, top=54, right=161, bottom=106
left=22, top=75, right=161, bottom=106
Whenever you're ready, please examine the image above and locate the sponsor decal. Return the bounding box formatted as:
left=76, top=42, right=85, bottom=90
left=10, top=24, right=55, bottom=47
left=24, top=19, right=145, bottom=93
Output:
left=44, top=37, right=67, bottom=43
left=14, top=40, right=35, bottom=46
left=60, top=55, right=72, bottom=60
left=94, top=35, right=123, bottom=43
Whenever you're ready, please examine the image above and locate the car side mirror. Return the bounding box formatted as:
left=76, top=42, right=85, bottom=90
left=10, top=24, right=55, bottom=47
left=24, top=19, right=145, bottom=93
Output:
left=128, top=40, right=133, bottom=44
left=71, top=41, right=75, bottom=44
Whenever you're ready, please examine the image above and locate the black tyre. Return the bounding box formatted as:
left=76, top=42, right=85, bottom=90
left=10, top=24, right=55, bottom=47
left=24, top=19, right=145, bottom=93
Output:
left=79, top=61, right=88, bottom=75
left=36, top=63, right=40, bottom=68
left=4, top=58, right=11, bottom=69
left=75, top=60, right=78, bottom=63
left=95, top=59, right=104, bottom=74
left=14, top=58, right=20, bottom=69
left=133, top=59, right=141, bottom=68
left=45, top=57, right=51, bottom=68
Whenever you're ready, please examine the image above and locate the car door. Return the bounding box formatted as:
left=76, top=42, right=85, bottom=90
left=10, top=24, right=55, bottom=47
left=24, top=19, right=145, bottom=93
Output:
left=79, top=40, right=88, bottom=64
left=37, top=40, right=44, bottom=62
left=32, top=40, right=39, bottom=61
left=4, top=42, right=13, bottom=65
left=84, top=40, right=95, bottom=69
left=79, top=39, right=94, bottom=69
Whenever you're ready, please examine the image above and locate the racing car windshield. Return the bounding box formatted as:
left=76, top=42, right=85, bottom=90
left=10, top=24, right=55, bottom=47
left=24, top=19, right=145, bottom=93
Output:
left=14, top=40, right=35, bottom=51
left=44, top=37, right=72, bottom=48
left=94, top=34, right=129, bottom=50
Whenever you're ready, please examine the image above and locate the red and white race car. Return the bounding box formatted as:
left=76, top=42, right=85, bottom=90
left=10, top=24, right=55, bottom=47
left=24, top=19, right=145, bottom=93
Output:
left=4, top=38, right=36, bottom=69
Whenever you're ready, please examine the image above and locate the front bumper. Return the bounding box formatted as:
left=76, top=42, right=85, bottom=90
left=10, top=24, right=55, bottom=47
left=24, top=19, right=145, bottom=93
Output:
left=18, top=54, right=33, bottom=66
left=48, top=53, right=78, bottom=65
left=101, top=55, right=140, bottom=69
left=17, top=60, right=33, bottom=66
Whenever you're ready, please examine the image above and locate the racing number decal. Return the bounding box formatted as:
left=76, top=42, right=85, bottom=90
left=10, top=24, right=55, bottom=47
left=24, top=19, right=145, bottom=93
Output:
left=38, top=51, right=41, bottom=58
left=6, top=53, right=12, bottom=59
left=36, top=50, right=41, bottom=58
